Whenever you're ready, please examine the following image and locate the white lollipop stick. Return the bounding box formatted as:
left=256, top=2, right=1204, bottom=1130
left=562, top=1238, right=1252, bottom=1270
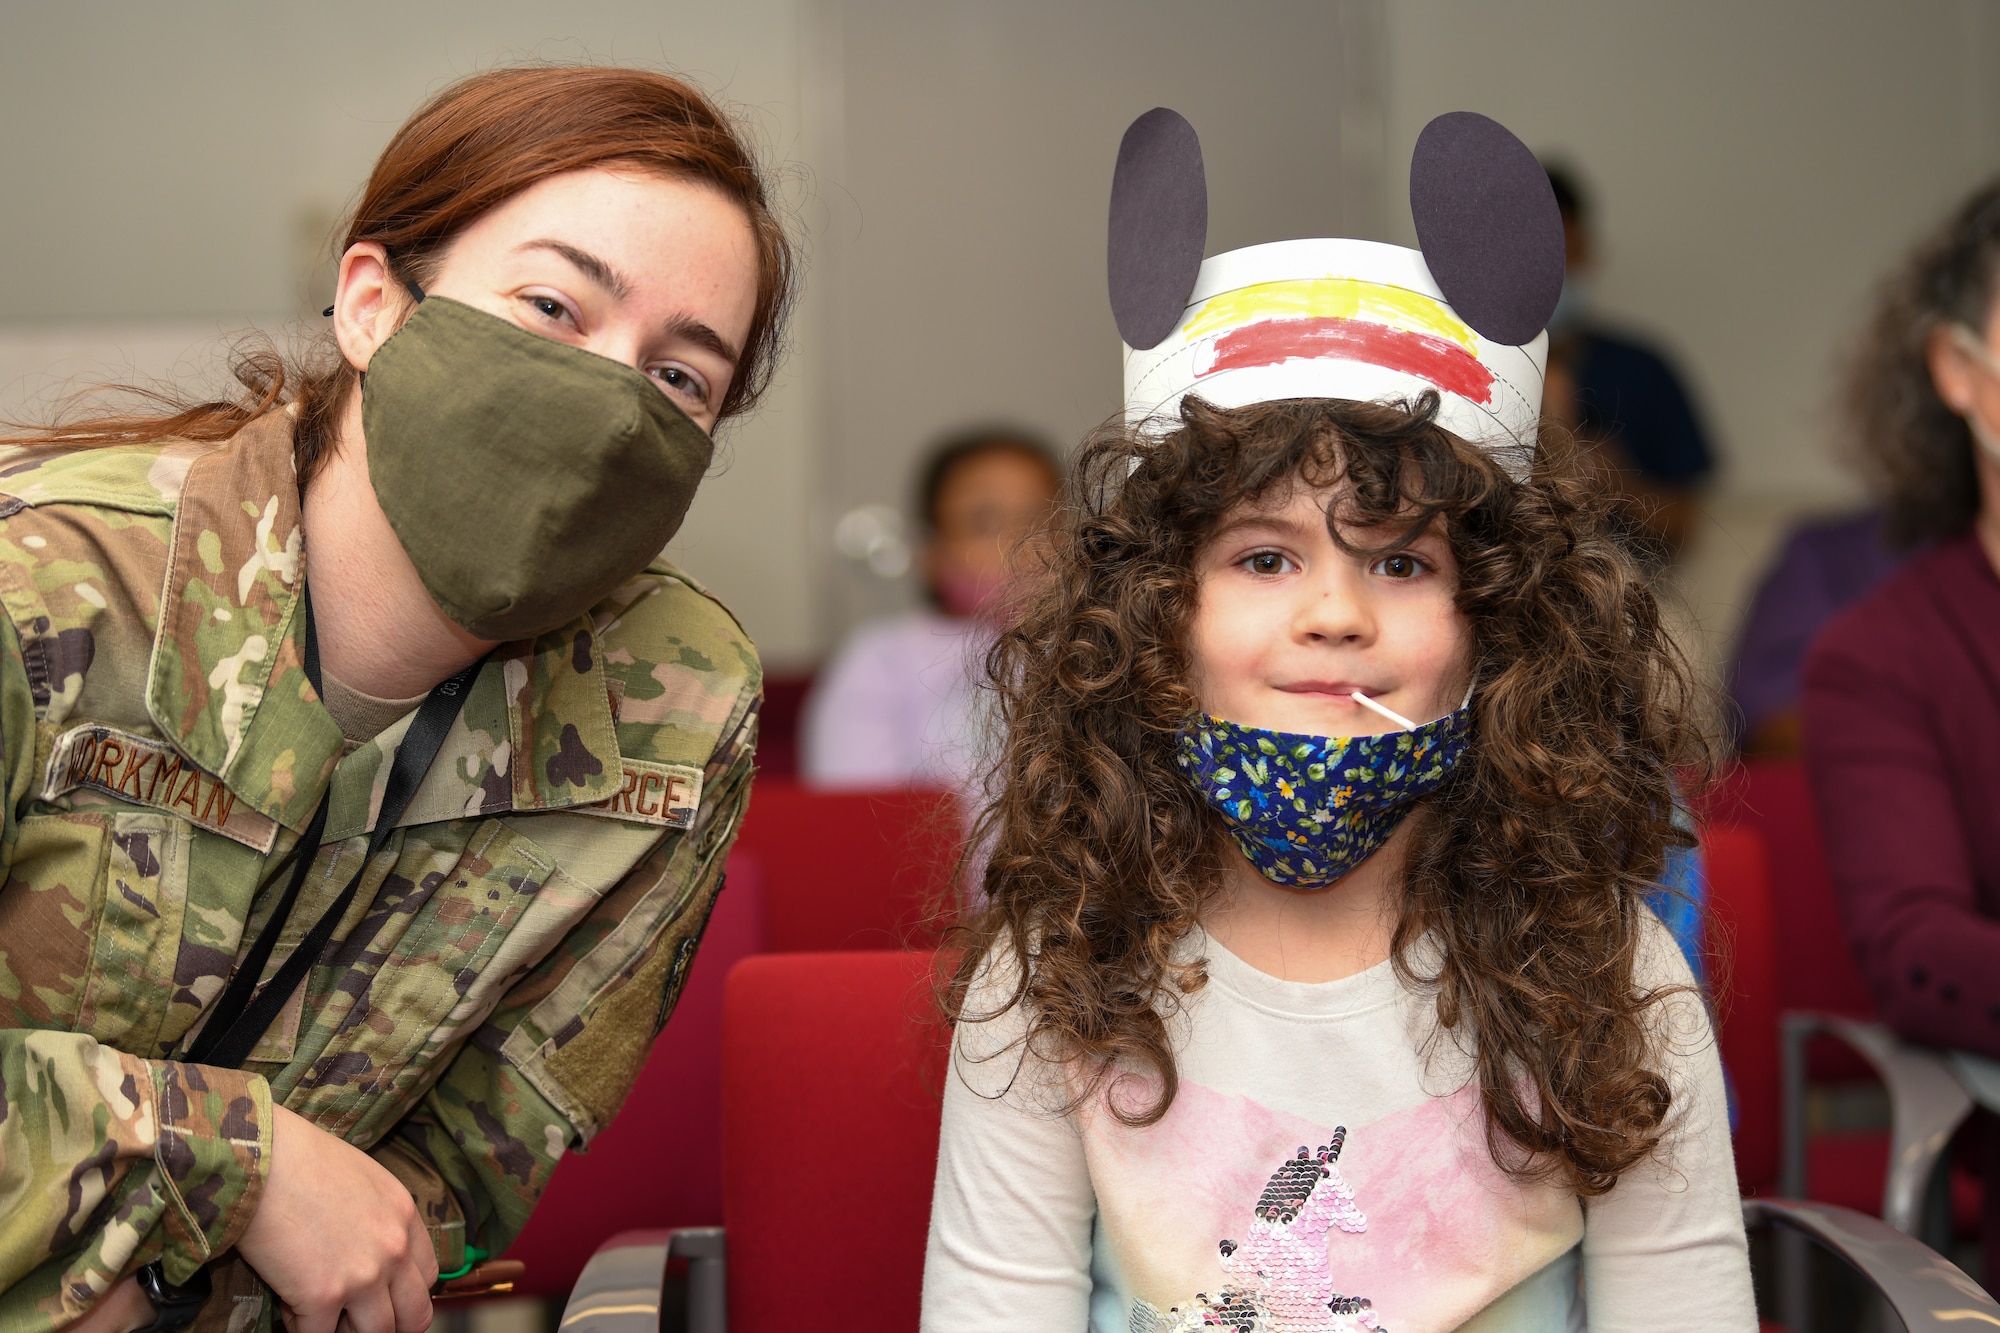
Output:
left=1350, top=690, right=1418, bottom=732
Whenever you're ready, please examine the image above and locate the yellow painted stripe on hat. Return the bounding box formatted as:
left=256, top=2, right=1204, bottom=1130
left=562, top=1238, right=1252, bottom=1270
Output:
left=1182, top=278, right=1477, bottom=351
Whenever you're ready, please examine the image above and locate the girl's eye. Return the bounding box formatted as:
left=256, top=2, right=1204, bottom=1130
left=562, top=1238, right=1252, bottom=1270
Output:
left=1243, top=551, right=1294, bottom=576
left=1372, top=553, right=1425, bottom=579
left=650, top=364, right=709, bottom=406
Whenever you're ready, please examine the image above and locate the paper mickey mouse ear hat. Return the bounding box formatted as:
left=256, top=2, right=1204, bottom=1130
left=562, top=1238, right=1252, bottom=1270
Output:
left=1110, top=109, right=1564, bottom=477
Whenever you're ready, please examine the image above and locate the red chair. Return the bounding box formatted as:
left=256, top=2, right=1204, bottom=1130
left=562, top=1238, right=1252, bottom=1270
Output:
left=753, top=674, right=815, bottom=782
left=498, top=853, right=770, bottom=1297
left=731, top=781, right=963, bottom=952
left=557, top=951, right=947, bottom=1333
left=550, top=931, right=1994, bottom=1332
left=1703, top=763, right=1874, bottom=1026
left=719, top=951, right=949, bottom=1331
left=507, top=778, right=962, bottom=1300
left=1704, top=764, right=1981, bottom=1242
left=1702, top=822, right=1782, bottom=1193
left=1703, top=765, right=1891, bottom=1219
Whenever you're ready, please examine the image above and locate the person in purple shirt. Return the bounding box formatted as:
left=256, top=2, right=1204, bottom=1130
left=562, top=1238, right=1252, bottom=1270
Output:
left=1802, top=179, right=2000, bottom=1274
left=1728, top=508, right=1907, bottom=757
left=802, top=428, right=1060, bottom=793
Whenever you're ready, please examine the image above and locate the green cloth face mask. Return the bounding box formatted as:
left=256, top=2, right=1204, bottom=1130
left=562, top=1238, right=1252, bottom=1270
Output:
left=361, top=293, right=716, bottom=641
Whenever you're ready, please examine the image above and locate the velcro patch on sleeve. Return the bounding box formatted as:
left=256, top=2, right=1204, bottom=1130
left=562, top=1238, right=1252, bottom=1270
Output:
left=575, top=758, right=703, bottom=830
left=43, top=725, right=279, bottom=853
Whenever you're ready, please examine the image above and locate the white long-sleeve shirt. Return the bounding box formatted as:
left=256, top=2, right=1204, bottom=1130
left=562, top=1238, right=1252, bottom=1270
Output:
left=922, top=912, right=1754, bottom=1332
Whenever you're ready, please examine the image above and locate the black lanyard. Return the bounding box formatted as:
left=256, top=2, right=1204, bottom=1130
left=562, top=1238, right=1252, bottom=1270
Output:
left=182, top=587, right=482, bottom=1070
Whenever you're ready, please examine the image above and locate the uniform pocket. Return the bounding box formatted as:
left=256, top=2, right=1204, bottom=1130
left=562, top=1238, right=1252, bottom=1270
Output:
left=280, top=817, right=605, bottom=1144
left=75, top=813, right=192, bottom=1056
left=0, top=812, right=195, bottom=1054
left=0, top=812, right=110, bottom=1030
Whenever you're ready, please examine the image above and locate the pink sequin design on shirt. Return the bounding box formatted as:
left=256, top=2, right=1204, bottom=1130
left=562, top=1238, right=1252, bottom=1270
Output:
left=1130, top=1128, right=1384, bottom=1332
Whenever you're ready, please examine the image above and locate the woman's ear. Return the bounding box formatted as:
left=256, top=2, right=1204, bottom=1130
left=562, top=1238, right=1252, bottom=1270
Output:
left=331, top=242, right=414, bottom=374
left=1926, top=324, right=1979, bottom=415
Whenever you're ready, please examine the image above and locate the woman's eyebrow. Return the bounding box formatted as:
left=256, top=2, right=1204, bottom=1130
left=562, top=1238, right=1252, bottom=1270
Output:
left=665, top=313, right=741, bottom=368
left=516, top=238, right=633, bottom=300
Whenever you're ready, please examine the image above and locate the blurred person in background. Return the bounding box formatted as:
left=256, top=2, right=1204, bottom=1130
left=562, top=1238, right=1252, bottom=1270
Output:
left=1726, top=507, right=1906, bottom=757
left=1541, top=163, right=1717, bottom=568
left=1803, top=180, right=2000, bottom=1275
left=0, top=66, right=793, bottom=1333
left=801, top=428, right=1059, bottom=793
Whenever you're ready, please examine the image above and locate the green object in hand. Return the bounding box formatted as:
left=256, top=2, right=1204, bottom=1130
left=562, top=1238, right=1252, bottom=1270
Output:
left=438, top=1245, right=491, bottom=1282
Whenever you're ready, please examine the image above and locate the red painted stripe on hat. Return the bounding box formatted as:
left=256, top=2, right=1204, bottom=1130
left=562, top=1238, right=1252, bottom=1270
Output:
left=1202, top=316, right=1495, bottom=405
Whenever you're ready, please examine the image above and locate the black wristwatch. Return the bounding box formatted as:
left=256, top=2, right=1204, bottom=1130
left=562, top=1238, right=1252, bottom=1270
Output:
left=132, top=1261, right=212, bottom=1333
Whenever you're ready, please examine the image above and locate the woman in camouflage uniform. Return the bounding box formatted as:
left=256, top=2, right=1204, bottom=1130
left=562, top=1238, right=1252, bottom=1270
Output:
left=0, top=66, right=793, bottom=1333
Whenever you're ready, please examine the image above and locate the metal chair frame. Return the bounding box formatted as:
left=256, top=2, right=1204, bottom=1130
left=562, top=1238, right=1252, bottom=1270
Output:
left=1779, top=1012, right=1984, bottom=1241
left=1747, top=1198, right=1998, bottom=1331
left=556, top=1228, right=723, bottom=1333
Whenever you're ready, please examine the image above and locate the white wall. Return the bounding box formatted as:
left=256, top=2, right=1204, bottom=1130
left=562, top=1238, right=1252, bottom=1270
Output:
left=0, top=0, right=1381, bottom=667
left=1385, top=0, right=2000, bottom=505
left=1382, top=0, right=2000, bottom=675
left=809, top=0, right=1383, bottom=633
left=813, top=0, right=2000, bottom=668
left=0, top=2, right=813, bottom=320
left=5, top=2, right=1998, bottom=674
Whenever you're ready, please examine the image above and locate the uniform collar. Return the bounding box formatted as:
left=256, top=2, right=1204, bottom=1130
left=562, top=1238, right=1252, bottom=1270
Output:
left=145, top=414, right=622, bottom=834
left=320, top=624, right=625, bottom=842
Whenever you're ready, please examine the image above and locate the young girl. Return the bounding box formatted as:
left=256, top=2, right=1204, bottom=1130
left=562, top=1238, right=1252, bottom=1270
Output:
left=921, top=112, right=1753, bottom=1331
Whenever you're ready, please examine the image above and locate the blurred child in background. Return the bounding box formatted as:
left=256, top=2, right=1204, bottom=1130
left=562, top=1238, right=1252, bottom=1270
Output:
left=802, top=428, right=1059, bottom=792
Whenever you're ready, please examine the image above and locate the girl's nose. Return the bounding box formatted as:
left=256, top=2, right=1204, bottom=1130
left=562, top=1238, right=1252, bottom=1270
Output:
left=1293, top=570, right=1373, bottom=645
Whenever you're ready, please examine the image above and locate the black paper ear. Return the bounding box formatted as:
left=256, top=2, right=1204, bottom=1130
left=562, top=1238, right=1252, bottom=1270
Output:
left=1409, top=112, right=1565, bottom=347
left=1108, top=108, right=1208, bottom=350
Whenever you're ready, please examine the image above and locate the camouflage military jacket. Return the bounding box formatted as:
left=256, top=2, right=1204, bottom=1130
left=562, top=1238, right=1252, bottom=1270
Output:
left=0, top=413, right=759, bottom=1333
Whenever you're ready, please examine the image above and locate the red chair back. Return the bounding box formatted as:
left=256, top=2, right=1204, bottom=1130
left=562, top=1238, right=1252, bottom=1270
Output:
left=754, top=674, right=814, bottom=782
left=732, top=781, right=963, bottom=952
left=500, top=853, right=770, bottom=1296
left=1704, top=762, right=1901, bottom=1215
left=721, top=951, right=949, bottom=1333
left=1704, top=761, right=1875, bottom=1022
left=1702, top=822, right=1781, bottom=1190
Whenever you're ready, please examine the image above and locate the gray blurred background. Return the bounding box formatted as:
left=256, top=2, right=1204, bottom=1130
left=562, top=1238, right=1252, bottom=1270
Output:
left=2, top=0, right=1996, bottom=678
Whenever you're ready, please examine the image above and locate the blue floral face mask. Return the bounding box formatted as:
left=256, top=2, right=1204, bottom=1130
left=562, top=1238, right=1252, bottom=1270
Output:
left=1176, top=700, right=1471, bottom=888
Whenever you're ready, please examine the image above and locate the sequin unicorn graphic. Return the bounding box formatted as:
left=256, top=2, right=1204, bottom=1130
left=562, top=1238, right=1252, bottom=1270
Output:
left=1129, top=1128, right=1384, bottom=1333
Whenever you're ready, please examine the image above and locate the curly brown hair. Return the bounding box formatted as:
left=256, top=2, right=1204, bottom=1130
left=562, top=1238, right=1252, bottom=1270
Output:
left=947, top=392, right=1711, bottom=1197
left=1845, top=179, right=2000, bottom=547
